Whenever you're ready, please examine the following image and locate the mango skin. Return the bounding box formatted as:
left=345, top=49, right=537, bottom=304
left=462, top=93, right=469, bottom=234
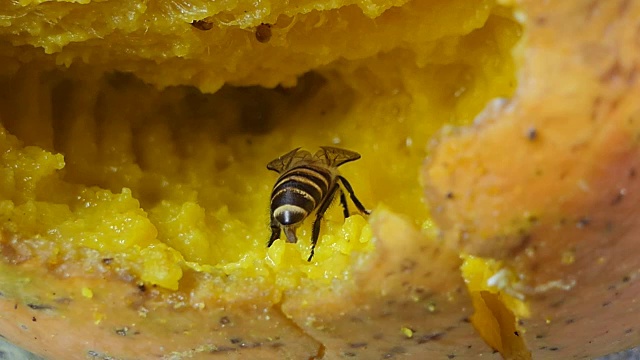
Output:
left=0, top=211, right=498, bottom=360
left=283, top=210, right=500, bottom=359
left=0, top=259, right=320, bottom=360
left=424, top=0, right=640, bottom=358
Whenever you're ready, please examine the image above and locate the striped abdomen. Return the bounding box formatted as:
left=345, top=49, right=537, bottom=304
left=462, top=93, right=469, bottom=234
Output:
left=270, top=166, right=333, bottom=226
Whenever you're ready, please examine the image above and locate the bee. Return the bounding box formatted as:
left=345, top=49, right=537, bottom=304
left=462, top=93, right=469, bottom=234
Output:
left=267, top=146, right=371, bottom=261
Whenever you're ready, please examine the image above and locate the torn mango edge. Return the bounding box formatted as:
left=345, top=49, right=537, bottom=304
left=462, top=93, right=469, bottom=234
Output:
left=461, top=255, right=532, bottom=359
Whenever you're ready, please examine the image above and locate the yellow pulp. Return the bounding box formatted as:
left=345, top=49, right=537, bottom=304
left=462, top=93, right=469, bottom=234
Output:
left=462, top=256, right=531, bottom=358
left=0, top=0, right=520, bottom=312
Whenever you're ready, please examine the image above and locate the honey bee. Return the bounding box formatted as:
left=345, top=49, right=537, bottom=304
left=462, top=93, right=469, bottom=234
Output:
left=267, top=146, right=371, bottom=261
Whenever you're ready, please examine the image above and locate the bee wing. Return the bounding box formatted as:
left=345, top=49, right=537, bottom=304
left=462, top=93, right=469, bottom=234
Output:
left=267, top=147, right=313, bottom=173
left=317, top=146, right=361, bottom=167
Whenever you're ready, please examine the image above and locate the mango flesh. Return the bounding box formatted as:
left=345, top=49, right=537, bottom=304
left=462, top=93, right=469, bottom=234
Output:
left=3, top=0, right=638, bottom=359
left=424, top=0, right=640, bottom=358
left=0, top=1, right=519, bottom=294
left=0, top=0, right=526, bottom=357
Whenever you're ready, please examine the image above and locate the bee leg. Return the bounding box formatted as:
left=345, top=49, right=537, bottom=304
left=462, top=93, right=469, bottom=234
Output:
left=337, top=175, right=371, bottom=215
left=309, top=183, right=340, bottom=262
left=339, top=189, right=350, bottom=218
left=267, top=214, right=281, bottom=248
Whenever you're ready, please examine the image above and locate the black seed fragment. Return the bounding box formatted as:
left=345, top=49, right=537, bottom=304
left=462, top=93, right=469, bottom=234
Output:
left=605, top=222, right=614, bottom=233
left=191, top=20, right=213, bottom=31
left=400, top=259, right=417, bottom=272
left=349, top=342, right=368, bottom=349
left=87, top=350, right=99, bottom=357
left=210, top=346, right=235, bottom=353
left=549, top=347, right=559, bottom=351
left=630, top=168, right=637, bottom=178
left=534, top=15, right=548, bottom=24
left=445, top=192, right=455, bottom=199
left=115, top=327, right=128, bottom=336
left=230, top=338, right=242, bottom=344
left=527, top=127, right=538, bottom=140
left=13, top=304, right=17, bottom=310
left=623, top=275, right=631, bottom=283
left=102, top=258, right=113, bottom=265
left=54, top=297, right=71, bottom=306
left=239, top=341, right=261, bottom=348
left=565, top=318, right=575, bottom=324
left=27, top=303, right=53, bottom=310
left=611, top=189, right=627, bottom=205
left=535, top=334, right=545, bottom=339
left=625, top=328, right=634, bottom=334
left=220, top=316, right=231, bottom=325
left=32, top=317, right=36, bottom=322
left=137, top=283, right=147, bottom=292
left=514, top=331, right=519, bottom=337
left=576, top=217, right=591, bottom=228
left=602, top=301, right=611, bottom=307
left=461, top=317, right=471, bottom=323
left=417, top=332, right=444, bottom=344
left=255, top=23, right=272, bottom=43
left=550, top=299, right=565, bottom=308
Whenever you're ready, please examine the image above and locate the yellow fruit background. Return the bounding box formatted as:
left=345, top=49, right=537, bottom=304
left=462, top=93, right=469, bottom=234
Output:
left=1, top=0, right=639, bottom=359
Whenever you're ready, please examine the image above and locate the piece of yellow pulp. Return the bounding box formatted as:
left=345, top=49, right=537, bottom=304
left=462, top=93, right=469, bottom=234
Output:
left=462, top=256, right=532, bottom=359
left=0, top=1, right=520, bottom=311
